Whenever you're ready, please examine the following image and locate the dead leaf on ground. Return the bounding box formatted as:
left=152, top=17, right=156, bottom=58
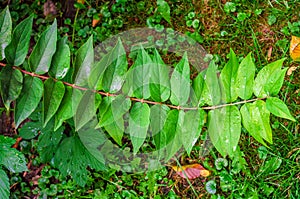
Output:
left=171, top=163, right=210, bottom=179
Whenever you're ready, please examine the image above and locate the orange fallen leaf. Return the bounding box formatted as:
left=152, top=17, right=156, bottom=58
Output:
left=92, top=18, right=100, bottom=27
left=77, top=0, right=85, bottom=4
left=171, top=163, right=210, bottom=179
left=290, top=35, right=300, bottom=61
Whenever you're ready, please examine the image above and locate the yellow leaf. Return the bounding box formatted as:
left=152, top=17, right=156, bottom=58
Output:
left=290, top=35, right=300, bottom=61
left=171, top=163, right=210, bottom=179
left=77, top=0, right=85, bottom=4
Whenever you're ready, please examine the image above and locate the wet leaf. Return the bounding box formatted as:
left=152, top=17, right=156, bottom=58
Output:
left=0, top=6, right=12, bottom=61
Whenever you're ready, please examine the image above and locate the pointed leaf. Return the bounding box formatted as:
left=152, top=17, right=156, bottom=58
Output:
left=129, top=102, right=150, bottom=154
left=19, top=121, right=41, bottom=139
left=49, top=37, right=70, bottom=79
left=5, top=15, right=33, bottom=66
left=266, top=97, right=296, bottom=121
left=150, top=104, right=170, bottom=136
left=43, top=79, right=65, bottom=127
left=253, top=58, right=286, bottom=97
left=102, top=38, right=128, bottom=93
left=208, top=105, right=241, bottom=157
left=191, top=71, right=206, bottom=107
left=29, top=19, right=57, bottom=74
left=104, top=117, right=124, bottom=146
left=170, top=52, right=190, bottom=106
left=0, top=168, right=9, bottom=199
left=220, top=49, right=239, bottom=102
left=73, top=36, right=94, bottom=86
left=157, top=0, right=171, bottom=25
left=0, top=66, right=23, bottom=109
left=0, top=7, right=12, bottom=60
left=240, top=100, right=272, bottom=145
left=172, top=164, right=210, bottom=179
left=15, top=76, right=43, bottom=128
left=181, top=109, right=206, bottom=155
left=150, top=49, right=170, bottom=102
left=235, top=53, right=255, bottom=99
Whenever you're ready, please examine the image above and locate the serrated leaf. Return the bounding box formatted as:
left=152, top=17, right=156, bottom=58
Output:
left=157, top=0, right=171, bottom=25
left=0, top=66, right=23, bottom=109
left=75, top=90, right=101, bottom=131
left=220, top=49, right=239, bottom=102
left=253, top=58, right=286, bottom=97
left=19, top=121, right=41, bottom=139
left=170, top=52, right=190, bottom=106
left=0, top=7, right=12, bottom=61
left=29, top=19, right=57, bottom=74
left=266, top=97, right=296, bottom=121
left=236, top=53, right=255, bottom=99
left=202, top=61, right=221, bottom=105
left=191, top=71, right=206, bottom=107
left=102, top=38, right=128, bottom=93
left=73, top=36, right=94, bottom=86
left=240, top=100, right=272, bottom=145
left=181, top=109, right=206, bottom=155
left=0, top=168, right=9, bottom=199
left=150, top=104, right=170, bottom=137
left=129, top=102, right=150, bottom=154
left=0, top=147, right=27, bottom=173
left=123, top=47, right=151, bottom=99
left=15, top=76, right=43, bottom=128
left=149, top=48, right=170, bottom=102
left=208, top=105, right=241, bottom=157
left=43, top=79, right=65, bottom=127
left=5, top=15, right=33, bottom=66
left=49, top=37, right=70, bottom=79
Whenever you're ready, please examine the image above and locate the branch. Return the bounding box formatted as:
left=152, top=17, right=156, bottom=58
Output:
left=0, top=62, right=267, bottom=111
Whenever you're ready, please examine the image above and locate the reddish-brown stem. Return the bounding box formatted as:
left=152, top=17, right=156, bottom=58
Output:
left=0, top=62, right=267, bottom=111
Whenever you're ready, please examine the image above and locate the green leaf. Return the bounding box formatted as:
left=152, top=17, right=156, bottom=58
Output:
left=202, top=61, right=221, bottom=105
left=0, top=147, right=27, bottom=173
left=149, top=49, right=170, bottom=102
left=49, top=37, right=70, bottom=79
left=129, top=102, right=150, bottom=154
left=43, top=79, right=65, bottom=127
left=0, top=168, right=9, bottom=199
left=240, top=100, right=272, bottom=145
left=0, top=135, right=15, bottom=147
left=19, top=121, right=41, bottom=139
left=266, top=97, right=296, bottom=121
left=220, top=49, right=239, bottom=102
left=73, top=36, right=94, bottom=86
left=5, top=15, right=33, bottom=66
left=181, top=109, right=206, bottom=155
left=253, top=58, right=286, bottom=97
left=0, top=7, right=12, bottom=61
left=170, top=52, right=190, bottom=106
left=75, top=90, right=101, bottom=131
left=235, top=53, right=255, bottom=99
left=150, top=104, right=170, bottom=137
left=123, top=47, right=152, bottom=99
left=15, top=76, right=43, bottom=128
left=29, top=19, right=57, bottom=74
left=191, top=71, right=206, bottom=107
left=0, top=66, right=23, bottom=109
left=102, top=38, right=128, bottom=93
left=104, top=117, right=124, bottom=146
left=208, top=105, right=241, bottom=157
left=157, top=0, right=171, bottom=25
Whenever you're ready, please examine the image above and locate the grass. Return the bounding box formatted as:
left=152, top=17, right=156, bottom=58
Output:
left=1, top=0, right=300, bottom=198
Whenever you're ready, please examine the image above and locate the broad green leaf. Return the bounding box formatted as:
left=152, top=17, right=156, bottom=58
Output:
left=104, top=117, right=124, bottom=146
left=0, top=135, right=15, bottom=147
left=150, top=49, right=170, bottom=102
left=157, top=0, right=171, bottom=25
left=0, top=7, right=12, bottom=61
left=150, top=104, right=170, bottom=136
left=102, top=38, right=128, bottom=93
left=49, top=37, right=70, bottom=79
left=29, top=19, right=57, bottom=74
left=15, top=76, right=43, bottom=128
left=19, top=121, right=41, bottom=139
left=0, top=168, right=9, bottom=199
left=202, top=61, right=221, bottom=105
left=191, top=71, right=205, bottom=107
left=170, top=52, right=190, bottom=106
left=220, top=49, right=239, bottom=102
left=99, top=95, right=131, bottom=127
left=235, top=53, right=255, bottom=99
left=0, top=66, right=23, bottom=109
left=5, top=15, right=33, bottom=66
left=181, top=109, right=206, bottom=155
left=75, top=90, right=101, bottom=131
left=129, top=102, right=150, bottom=154
left=73, top=36, right=94, bottom=86
left=208, top=105, right=241, bottom=157
left=0, top=147, right=27, bottom=173
left=240, top=100, right=272, bottom=145
left=253, top=58, right=286, bottom=97
left=266, top=97, right=296, bottom=121
left=123, top=47, right=151, bottom=99
left=43, top=79, right=65, bottom=127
